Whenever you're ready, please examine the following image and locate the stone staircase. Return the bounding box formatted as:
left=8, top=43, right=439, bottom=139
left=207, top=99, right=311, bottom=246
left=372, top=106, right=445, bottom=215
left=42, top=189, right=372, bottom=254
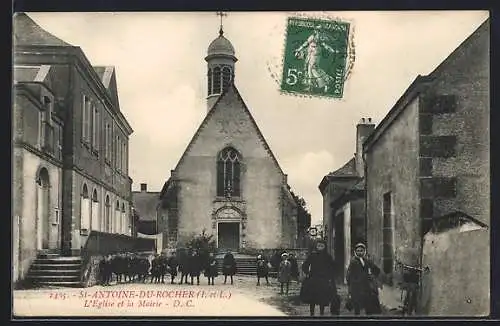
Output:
left=215, top=254, right=263, bottom=276
left=25, top=252, right=83, bottom=288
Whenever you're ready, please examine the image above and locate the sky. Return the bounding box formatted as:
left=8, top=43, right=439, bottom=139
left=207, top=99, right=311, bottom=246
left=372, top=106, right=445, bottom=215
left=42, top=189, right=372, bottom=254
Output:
left=26, top=11, right=489, bottom=225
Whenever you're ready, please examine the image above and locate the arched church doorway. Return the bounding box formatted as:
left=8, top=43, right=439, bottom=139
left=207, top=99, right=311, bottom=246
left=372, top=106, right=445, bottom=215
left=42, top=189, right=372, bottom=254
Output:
left=217, top=222, right=240, bottom=251
left=36, top=167, right=50, bottom=250
left=215, top=207, right=241, bottom=252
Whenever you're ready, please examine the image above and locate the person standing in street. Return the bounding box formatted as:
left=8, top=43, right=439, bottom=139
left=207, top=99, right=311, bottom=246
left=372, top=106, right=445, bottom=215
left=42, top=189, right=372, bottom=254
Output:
left=222, top=250, right=237, bottom=285
left=289, top=253, right=300, bottom=283
left=189, top=249, right=202, bottom=285
left=167, top=251, right=179, bottom=284
left=346, top=243, right=382, bottom=316
left=256, top=254, right=270, bottom=286
left=205, top=252, right=218, bottom=285
left=300, top=240, right=338, bottom=316
left=278, top=252, right=292, bottom=295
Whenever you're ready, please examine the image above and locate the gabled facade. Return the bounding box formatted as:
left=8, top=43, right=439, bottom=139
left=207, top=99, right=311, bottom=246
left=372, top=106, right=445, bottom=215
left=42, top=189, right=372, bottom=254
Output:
left=319, top=118, right=375, bottom=282
left=158, top=84, right=298, bottom=251
left=363, top=19, right=489, bottom=311
left=12, top=13, right=134, bottom=283
left=158, top=27, right=300, bottom=252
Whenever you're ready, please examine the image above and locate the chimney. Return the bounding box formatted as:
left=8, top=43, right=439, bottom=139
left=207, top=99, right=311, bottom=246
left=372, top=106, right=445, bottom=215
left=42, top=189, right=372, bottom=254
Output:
left=140, top=183, right=147, bottom=192
left=355, top=118, right=376, bottom=177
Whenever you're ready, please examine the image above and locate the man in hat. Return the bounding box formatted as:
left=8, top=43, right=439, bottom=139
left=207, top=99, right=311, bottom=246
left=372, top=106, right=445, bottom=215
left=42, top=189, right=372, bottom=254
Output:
left=346, top=243, right=382, bottom=316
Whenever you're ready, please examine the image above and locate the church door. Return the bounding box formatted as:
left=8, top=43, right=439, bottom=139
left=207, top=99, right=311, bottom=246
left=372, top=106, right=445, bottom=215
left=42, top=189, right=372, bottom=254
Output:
left=217, top=222, right=240, bottom=251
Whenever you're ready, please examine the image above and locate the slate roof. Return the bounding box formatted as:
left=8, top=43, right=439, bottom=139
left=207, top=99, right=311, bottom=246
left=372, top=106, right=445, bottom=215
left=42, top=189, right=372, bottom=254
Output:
left=329, top=157, right=357, bottom=177
left=13, top=65, right=41, bottom=82
left=92, top=66, right=115, bottom=89
left=13, top=13, right=73, bottom=47
left=132, top=191, right=160, bottom=222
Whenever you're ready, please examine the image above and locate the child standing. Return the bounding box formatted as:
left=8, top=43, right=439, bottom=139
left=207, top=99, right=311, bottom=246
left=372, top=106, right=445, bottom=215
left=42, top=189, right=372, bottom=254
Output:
left=278, top=252, right=292, bottom=295
left=205, top=252, right=218, bottom=285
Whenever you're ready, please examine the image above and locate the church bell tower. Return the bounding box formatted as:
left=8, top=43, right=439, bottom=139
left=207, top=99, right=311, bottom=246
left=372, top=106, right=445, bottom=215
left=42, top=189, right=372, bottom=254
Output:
left=205, top=12, right=237, bottom=111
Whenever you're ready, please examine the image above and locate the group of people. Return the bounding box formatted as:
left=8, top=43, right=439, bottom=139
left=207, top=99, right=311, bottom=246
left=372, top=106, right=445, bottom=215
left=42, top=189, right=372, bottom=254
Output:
left=299, top=240, right=383, bottom=316
left=98, top=241, right=383, bottom=316
left=98, top=250, right=238, bottom=286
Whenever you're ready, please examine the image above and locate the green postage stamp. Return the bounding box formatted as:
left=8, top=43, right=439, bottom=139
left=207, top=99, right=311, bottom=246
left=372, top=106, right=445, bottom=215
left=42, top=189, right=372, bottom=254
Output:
left=280, top=16, right=351, bottom=99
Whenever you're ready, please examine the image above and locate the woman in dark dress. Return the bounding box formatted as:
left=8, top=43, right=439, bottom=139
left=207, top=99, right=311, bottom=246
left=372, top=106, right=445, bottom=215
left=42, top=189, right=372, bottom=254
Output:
left=222, top=251, right=237, bottom=285
left=204, top=252, right=218, bottom=285
left=256, top=254, right=270, bottom=286
left=300, top=240, right=337, bottom=316
left=167, top=251, right=179, bottom=284
left=346, top=243, right=382, bottom=316
left=179, top=249, right=190, bottom=285
left=189, top=249, right=202, bottom=285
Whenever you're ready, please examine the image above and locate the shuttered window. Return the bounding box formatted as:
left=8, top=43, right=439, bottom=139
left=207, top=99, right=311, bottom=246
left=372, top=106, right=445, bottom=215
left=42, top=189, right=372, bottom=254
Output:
left=382, top=192, right=394, bottom=276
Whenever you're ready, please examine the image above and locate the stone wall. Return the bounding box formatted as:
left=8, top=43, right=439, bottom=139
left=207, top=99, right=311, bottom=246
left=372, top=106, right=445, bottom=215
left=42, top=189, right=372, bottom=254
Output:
left=365, top=97, right=421, bottom=269
left=175, top=86, right=287, bottom=250
left=420, top=226, right=489, bottom=316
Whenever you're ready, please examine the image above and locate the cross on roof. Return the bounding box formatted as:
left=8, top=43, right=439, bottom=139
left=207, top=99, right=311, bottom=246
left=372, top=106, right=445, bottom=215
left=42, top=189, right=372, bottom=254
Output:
left=216, top=11, right=227, bottom=36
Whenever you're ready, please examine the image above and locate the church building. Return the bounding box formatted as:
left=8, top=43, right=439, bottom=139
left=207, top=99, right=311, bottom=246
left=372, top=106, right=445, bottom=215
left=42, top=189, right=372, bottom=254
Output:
left=158, top=24, right=300, bottom=252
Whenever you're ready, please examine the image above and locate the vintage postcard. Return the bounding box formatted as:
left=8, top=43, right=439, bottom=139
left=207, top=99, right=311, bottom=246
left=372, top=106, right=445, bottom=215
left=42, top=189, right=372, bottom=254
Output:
left=12, top=10, right=490, bottom=318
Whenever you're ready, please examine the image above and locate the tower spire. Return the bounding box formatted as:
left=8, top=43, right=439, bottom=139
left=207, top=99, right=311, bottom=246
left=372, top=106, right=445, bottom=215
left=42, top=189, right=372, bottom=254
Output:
left=216, top=11, right=227, bottom=36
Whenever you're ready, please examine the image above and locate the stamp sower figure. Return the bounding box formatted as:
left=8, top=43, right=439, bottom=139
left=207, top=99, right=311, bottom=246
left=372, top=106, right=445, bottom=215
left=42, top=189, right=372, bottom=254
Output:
left=294, top=25, right=337, bottom=92
left=189, top=249, right=202, bottom=285
left=278, top=252, right=292, bottom=295
left=205, top=252, right=218, bottom=285
left=167, top=251, right=179, bottom=284
left=222, top=250, right=237, bottom=285
left=300, top=239, right=337, bottom=316
left=346, top=243, right=382, bottom=316
left=256, top=254, right=270, bottom=286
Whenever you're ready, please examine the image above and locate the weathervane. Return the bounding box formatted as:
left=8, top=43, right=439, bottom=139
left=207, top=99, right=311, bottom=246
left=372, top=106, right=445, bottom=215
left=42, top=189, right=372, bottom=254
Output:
left=216, top=11, right=227, bottom=36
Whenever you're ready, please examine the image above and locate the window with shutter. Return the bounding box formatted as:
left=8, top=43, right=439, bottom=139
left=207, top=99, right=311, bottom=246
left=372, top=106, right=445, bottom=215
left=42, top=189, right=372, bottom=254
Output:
left=382, top=192, right=394, bottom=277
left=92, top=104, right=98, bottom=151
left=420, top=94, right=457, bottom=114
left=213, top=67, right=221, bottom=94
left=420, top=135, right=457, bottom=158
left=222, top=66, right=232, bottom=91
left=208, top=68, right=213, bottom=95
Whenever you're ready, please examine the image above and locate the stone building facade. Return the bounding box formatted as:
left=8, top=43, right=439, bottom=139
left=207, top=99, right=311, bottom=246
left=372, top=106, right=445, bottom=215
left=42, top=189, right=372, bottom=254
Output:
left=319, top=118, right=375, bottom=282
left=12, top=13, right=134, bottom=283
left=158, top=28, right=301, bottom=252
left=363, top=18, right=489, bottom=299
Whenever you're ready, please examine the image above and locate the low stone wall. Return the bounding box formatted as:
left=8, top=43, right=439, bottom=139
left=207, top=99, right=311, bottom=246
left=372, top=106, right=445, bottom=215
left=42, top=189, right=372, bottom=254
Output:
left=80, top=231, right=156, bottom=288
left=81, top=255, right=104, bottom=288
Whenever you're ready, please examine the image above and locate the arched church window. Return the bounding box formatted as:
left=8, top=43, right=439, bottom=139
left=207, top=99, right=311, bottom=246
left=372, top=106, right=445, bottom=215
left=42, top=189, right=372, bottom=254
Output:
left=217, top=147, right=241, bottom=198
left=208, top=68, right=213, bottom=95
left=222, top=66, right=232, bottom=91
left=213, top=67, right=222, bottom=94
